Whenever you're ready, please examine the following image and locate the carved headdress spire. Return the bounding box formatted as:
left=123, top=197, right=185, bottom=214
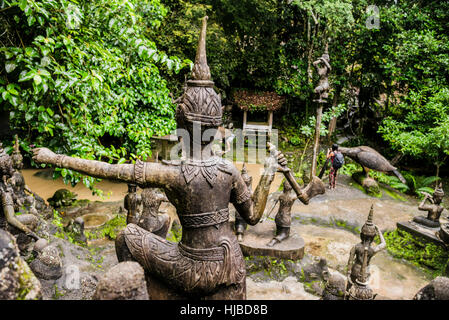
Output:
left=434, top=183, right=444, bottom=197
left=361, top=204, right=376, bottom=238
left=192, top=16, right=211, bottom=81
left=176, top=16, right=222, bottom=128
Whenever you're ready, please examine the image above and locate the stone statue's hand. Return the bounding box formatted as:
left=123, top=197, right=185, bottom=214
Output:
left=276, top=151, right=288, bottom=170
left=32, top=147, right=56, bottom=165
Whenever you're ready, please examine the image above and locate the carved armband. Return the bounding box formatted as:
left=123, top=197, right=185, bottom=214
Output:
left=235, top=188, right=251, bottom=204
left=134, top=159, right=146, bottom=186
left=55, top=154, right=66, bottom=168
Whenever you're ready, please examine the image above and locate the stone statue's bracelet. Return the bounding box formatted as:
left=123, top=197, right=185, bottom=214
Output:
left=55, top=154, right=65, bottom=167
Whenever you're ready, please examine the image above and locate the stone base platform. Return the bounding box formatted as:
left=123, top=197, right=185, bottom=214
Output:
left=397, top=221, right=446, bottom=247
left=239, top=220, right=305, bottom=260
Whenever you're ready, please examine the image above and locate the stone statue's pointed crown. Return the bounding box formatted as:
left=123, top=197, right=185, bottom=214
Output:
left=192, top=16, right=211, bottom=81
left=176, top=16, right=222, bottom=128
left=434, top=183, right=444, bottom=197
left=361, top=204, right=376, bottom=237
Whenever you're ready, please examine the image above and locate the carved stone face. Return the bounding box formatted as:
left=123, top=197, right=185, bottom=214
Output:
left=434, top=193, right=444, bottom=204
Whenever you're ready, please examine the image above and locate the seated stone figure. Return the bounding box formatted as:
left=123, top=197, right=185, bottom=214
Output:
left=413, top=184, right=444, bottom=228
left=137, top=188, right=170, bottom=238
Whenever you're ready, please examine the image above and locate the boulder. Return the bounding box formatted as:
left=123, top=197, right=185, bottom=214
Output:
left=29, top=244, right=63, bottom=280
left=0, top=229, right=42, bottom=300
left=93, top=261, right=149, bottom=300
left=414, top=276, right=449, bottom=300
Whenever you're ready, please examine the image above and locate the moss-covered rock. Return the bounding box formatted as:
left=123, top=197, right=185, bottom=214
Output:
left=0, top=229, right=42, bottom=300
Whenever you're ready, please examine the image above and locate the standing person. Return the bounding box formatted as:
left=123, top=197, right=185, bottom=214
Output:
left=326, top=143, right=344, bottom=189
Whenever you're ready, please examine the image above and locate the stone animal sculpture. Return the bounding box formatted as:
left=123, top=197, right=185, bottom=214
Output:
left=47, top=189, right=78, bottom=208
left=339, top=146, right=406, bottom=183
left=32, top=16, right=324, bottom=300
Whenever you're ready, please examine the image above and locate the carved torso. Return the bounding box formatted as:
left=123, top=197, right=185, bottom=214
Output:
left=275, top=191, right=296, bottom=227
left=350, top=243, right=375, bottom=281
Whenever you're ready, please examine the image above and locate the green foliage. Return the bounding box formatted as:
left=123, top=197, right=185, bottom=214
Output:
left=379, top=88, right=449, bottom=174
left=385, top=229, right=449, bottom=277
left=402, top=173, right=440, bottom=199
left=166, top=222, right=182, bottom=243
left=299, top=103, right=347, bottom=138
left=1, top=0, right=190, bottom=192
left=85, top=214, right=127, bottom=240
left=339, top=161, right=440, bottom=199
left=51, top=210, right=85, bottom=246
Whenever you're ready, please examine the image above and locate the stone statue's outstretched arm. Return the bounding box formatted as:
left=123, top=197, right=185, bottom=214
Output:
left=418, top=195, right=433, bottom=212
left=1, top=186, right=38, bottom=240
left=32, top=147, right=175, bottom=188
left=232, top=150, right=285, bottom=225
left=373, top=225, right=386, bottom=253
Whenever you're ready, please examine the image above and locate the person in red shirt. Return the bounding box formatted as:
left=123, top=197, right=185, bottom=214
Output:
left=326, top=144, right=341, bottom=189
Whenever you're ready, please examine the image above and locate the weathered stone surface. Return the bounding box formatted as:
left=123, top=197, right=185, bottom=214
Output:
left=352, top=172, right=380, bottom=197
left=0, top=229, right=42, bottom=300
left=239, top=220, right=305, bottom=260
left=93, top=261, right=149, bottom=300
left=29, top=245, right=63, bottom=280
left=322, top=270, right=346, bottom=300
left=414, top=276, right=449, bottom=300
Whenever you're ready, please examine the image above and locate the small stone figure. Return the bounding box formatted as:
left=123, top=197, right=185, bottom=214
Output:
left=124, top=183, right=141, bottom=225
left=235, top=163, right=252, bottom=242
left=11, top=135, right=23, bottom=171
left=313, top=43, right=332, bottom=103
left=413, top=184, right=444, bottom=228
left=267, top=180, right=296, bottom=247
left=346, top=205, right=386, bottom=300
left=137, top=188, right=170, bottom=238
left=64, top=217, right=87, bottom=244
left=322, top=269, right=346, bottom=300
left=47, top=189, right=78, bottom=208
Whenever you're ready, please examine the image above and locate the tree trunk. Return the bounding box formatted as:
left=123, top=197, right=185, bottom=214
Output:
left=310, top=103, right=323, bottom=178
left=327, top=87, right=341, bottom=139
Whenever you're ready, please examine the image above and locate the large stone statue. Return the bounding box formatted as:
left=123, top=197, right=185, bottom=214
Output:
left=31, top=16, right=297, bottom=299
left=413, top=184, right=444, bottom=228
left=313, top=43, right=331, bottom=103
left=346, top=205, right=386, bottom=300
left=267, top=180, right=296, bottom=247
